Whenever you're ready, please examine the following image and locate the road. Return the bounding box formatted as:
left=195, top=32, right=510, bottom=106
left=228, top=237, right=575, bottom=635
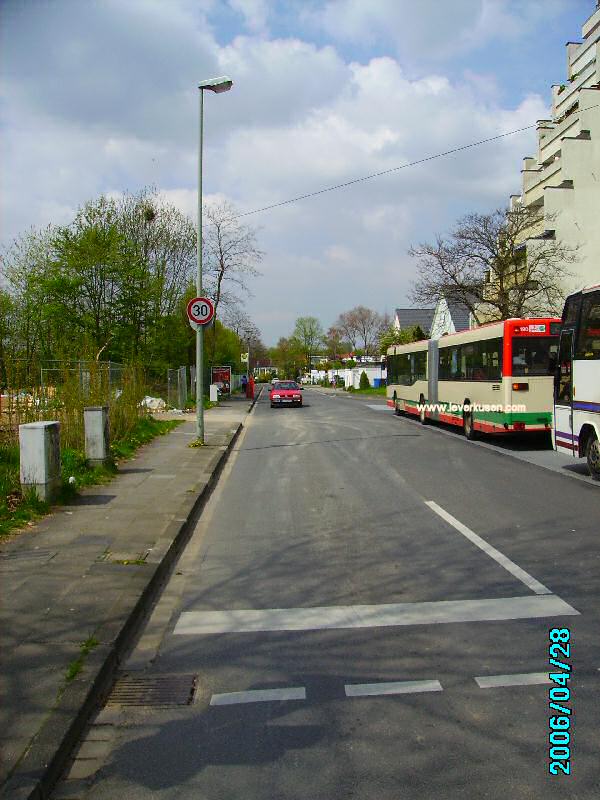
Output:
left=62, top=387, right=600, bottom=800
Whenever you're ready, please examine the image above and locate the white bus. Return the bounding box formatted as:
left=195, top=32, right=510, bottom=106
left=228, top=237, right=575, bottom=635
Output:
left=554, top=285, right=600, bottom=480
left=387, top=317, right=561, bottom=439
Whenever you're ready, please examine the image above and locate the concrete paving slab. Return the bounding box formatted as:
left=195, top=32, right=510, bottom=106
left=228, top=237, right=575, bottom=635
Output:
left=0, top=392, right=258, bottom=800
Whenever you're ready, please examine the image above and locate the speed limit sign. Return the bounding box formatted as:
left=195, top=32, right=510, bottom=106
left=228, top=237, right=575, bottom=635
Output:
left=187, top=296, right=215, bottom=327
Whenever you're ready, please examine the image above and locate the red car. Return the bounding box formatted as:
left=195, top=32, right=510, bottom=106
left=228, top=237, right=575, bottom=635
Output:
left=270, top=381, right=303, bottom=408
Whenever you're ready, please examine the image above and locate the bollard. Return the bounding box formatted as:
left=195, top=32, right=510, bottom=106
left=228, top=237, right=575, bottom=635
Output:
left=209, top=384, right=219, bottom=403
left=84, top=406, right=110, bottom=466
left=19, top=421, right=61, bottom=502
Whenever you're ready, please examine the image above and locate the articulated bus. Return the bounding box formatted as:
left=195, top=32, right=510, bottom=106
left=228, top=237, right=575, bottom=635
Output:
left=554, top=285, right=600, bottom=480
left=386, top=318, right=561, bottom=439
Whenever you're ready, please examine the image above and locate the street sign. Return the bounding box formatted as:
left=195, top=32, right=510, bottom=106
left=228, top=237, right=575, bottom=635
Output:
left=240, top=352, right=249, bottom=363
left=187, top=296, right=215, bottom=327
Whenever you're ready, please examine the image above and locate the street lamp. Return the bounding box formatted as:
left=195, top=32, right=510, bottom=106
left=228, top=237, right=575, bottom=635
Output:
left=196, top=76, right=232, bottom=442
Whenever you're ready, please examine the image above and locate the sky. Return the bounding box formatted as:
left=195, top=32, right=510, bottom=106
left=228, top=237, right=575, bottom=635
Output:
left=0, top=0, right=595, bottom=345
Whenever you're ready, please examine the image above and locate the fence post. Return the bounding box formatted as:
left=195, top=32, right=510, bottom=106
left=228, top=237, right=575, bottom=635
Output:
left=84, top=406, right=110, bottom=466
left=178, top=366, right=187, bottom=409
left=19, top=421, right=61, bottom=502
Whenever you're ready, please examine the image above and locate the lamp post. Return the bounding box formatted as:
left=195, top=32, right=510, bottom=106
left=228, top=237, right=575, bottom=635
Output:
left=196, top=76, right=232, bottom=442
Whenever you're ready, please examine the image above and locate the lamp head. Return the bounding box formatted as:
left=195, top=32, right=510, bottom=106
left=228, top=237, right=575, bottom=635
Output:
left=198, top=76, right=233, bottom=93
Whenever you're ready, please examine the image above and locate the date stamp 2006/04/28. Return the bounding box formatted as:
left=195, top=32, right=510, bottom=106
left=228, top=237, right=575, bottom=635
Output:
left=548, top=627, right=572, bottom=776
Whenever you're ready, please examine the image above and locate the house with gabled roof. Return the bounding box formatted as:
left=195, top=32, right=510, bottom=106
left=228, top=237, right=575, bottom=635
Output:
left=393, top=308, right=435, bottom=335
left=429, top=297, right=474, bottom=338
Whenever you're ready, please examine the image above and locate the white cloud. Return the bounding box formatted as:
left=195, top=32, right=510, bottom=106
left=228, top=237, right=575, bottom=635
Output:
left=307, top=0, right=571, bottom=62
left=228, top=0, right=271, bottom=35
left=0, top=0, right=565, bottom=345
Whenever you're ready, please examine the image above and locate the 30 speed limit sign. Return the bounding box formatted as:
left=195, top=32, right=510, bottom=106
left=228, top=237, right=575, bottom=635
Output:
left=187, top=296, right=215, bottom=327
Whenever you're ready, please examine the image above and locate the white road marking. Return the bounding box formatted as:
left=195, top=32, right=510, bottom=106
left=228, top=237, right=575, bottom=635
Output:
left=345, top=680, right=442, bottom=697
left=425, top=500, right=552, bottom=595
left=365, top=404, right=389, bottom=411
left=209, top=687, right=306, bottom=706
left=475, top=672, right=552, bottom=689
left=173, top=595, right=577, bottom=635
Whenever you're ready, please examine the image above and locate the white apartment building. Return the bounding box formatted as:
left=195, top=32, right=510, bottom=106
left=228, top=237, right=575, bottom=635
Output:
left=511, top=3, right=600, bottom=293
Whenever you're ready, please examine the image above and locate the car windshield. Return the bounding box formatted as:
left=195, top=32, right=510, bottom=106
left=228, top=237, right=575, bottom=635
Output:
left=274, top=382, right=298, bottom=390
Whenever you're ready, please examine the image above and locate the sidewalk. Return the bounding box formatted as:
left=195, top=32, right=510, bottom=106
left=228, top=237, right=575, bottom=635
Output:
left=0, top=392, right=258, bottom=800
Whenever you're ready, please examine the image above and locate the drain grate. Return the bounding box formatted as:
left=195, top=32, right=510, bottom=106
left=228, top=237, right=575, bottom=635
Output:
left=0, top=548, right=56, bottom=564
left=106, top=674, right=197, bottom=707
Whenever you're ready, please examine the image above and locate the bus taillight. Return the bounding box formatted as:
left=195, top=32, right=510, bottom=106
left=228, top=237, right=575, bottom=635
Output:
left=512, top=382, right=529, bottom=391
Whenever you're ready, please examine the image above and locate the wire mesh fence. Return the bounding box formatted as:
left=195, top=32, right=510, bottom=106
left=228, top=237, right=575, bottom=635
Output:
left=1, top=360, right=145, bottom=449
left=167, top=366, right=188, bottom=409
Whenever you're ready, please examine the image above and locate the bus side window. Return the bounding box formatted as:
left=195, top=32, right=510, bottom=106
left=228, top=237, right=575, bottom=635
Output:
left=451, top=347, right=460, bottom=379
left=575, top=296, right=600, bottom=360
left=556, top=331, right=573, bottom=404
left=563, top=295, right=582, bottom=328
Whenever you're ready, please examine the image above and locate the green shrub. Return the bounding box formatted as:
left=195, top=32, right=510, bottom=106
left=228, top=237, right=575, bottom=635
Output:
left=359, top=371, right=370, bottom=389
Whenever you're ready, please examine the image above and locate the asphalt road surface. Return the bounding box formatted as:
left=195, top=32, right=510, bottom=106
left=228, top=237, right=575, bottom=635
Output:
left=69, top=387, right=600, bottom=800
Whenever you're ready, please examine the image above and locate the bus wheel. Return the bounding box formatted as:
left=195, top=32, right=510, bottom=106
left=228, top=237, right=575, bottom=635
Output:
left=393, top=393, right=401, bottom=416
left=463, top=405, right=477, bottom=441
left=586, top=432, right=600, bottom=481
left=419, top=394, right=427, bottom=425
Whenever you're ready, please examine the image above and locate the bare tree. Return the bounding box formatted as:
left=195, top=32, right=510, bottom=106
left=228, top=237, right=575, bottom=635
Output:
left=203, top=200, right=263, bottom=323
left=324, top=325, right=349, bottom=362
left=221, top=305, right=265, bottom=372
left=335, top=306, right=386, bottom=355
left=222, top=305, right=260, bottom=342
left=409, top=206, right=578, bottom=323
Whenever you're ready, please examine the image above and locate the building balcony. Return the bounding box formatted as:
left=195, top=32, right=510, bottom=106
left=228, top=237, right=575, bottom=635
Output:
left=522, top=161, right=562, bottom=204
left=568, top=33, right=598, bottom=78
left=538, top=115, right=581, bottom=162
left=553, top=57, right=597, bottom=119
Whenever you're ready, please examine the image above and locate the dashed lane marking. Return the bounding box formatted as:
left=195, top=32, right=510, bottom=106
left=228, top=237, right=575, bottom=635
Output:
left=345, top=680, right=443, bottom=697
left=475, top=672, right=552, bottom=689
left=210, top=687, right=306, bottom=706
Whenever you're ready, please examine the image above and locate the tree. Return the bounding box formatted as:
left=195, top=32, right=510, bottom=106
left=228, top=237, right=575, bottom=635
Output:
left=1, top=188, right=201, bottom=373
left=0, top=289, right=13, bottom=387
left=1, top=225, right=57, bottom=370
left=293, top=316, right=324, bottom=372
left=324, top=325, right=350, bottom=361
left=270, top=336, right=304, bottom=379
left=114, top=187, right=196, bottom=363
left=379, top=324, right=426, bottom=354
left=335, top=306, right=386, bottom=355
left=202, top=201, right=263, bottom=362
left=409, top=206, right=578, bottom=322
left=359, top=370, right=370, bottom=389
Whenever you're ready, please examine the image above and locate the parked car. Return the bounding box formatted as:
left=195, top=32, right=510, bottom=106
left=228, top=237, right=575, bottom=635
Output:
left=270, top=381, right=303, bottom=408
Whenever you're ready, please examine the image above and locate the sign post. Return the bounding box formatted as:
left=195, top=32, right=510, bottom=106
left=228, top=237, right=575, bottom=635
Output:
left=187, top=297, right=215, bottom=441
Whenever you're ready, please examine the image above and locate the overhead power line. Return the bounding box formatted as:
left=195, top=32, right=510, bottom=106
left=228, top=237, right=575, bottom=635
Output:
left=232, top=121, right=540, bottom=219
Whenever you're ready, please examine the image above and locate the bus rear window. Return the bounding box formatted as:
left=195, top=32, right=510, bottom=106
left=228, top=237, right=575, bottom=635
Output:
left=512, top=337, right=558, bottom=376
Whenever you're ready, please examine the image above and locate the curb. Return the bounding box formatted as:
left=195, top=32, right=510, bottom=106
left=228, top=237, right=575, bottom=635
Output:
left=1, top=422, right=244, bottom=800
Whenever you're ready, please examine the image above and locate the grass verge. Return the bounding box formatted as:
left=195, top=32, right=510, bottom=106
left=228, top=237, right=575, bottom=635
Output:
left=0, top=416, right=182, bottom=539
left=346, top=386, right=387, bottom=396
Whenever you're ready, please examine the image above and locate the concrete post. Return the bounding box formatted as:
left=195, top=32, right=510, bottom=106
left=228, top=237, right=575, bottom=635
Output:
left=19, top=421, right=61, bottom=502
left=84, top=406, right=110, bottom=466
left=209, top=384, right=218, bottom=402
